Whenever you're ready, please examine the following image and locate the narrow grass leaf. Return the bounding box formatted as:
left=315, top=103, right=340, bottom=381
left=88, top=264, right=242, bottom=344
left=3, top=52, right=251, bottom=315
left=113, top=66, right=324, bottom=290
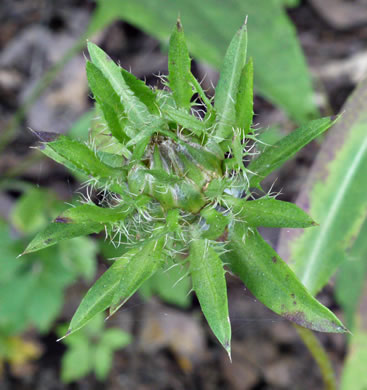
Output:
left=278, top=78, right=367, bottom=295
left=168, top=19, right=193, bottom=111
left=335, top=220, right=367, bottom=331
left=189, top=239, right=231, bottom=356
left=225, top=223, right=347, bottom=333
left=248, top=116, right=337, bottom=189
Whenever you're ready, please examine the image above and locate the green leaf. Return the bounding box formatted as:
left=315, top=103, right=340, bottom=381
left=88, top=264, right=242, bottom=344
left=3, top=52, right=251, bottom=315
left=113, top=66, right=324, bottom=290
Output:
left=110, top=236, right=165, bottom=313
left=68, top=237, right=165, bottom=335
left=225, top=223, right=347, bottom=333
left=24, top=199, right=146, bottom=254
left=335, top=220, right=367, bottom=330
left=168, top=19, right=193, bottom=111
left=39, top=135, right=125, bottom=181
left=86, top=61, right=130, bottom=142
left=94, top=344, right=113, bottom=381
left=11, top=188, right=50, bottom=234
left=277, top=79, right=367, bottom=295
left=223, top=196, right=317, bottom=228
left=189, top=239, right=231, bottom=356
left=235, top=57, right=254, bottom=136
left=213, top=21, right=247, bottom=147
left=100, top=328, right=132, bottom=350
left=87, top=42, right=158, bottom=133
left=61, top=341, right=92, bottom=383
left=120, top=67, right=159, bottom=115
left=200, top=207, right=229, bottom=240
left=93, top=0, right=317, bottom=122
left=248, top=116, right=337, bottom=189
left=341, top=331, right=367, bottom=390
left=23, top=222, right=103, bottom=255
left=164, top=106, right=207, bottom=136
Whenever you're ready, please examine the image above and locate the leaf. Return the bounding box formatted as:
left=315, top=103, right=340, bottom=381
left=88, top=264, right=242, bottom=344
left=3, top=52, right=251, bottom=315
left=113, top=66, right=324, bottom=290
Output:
left=235, top=57, right=254, bottom=136
left=341, top=331, right=367, bottom=390
left=23, top=199, right=146, bottom=254
left=61, top=341, right=92, bottom=383
left=94, top=344, right=113, bottom=381
left=168, top=19, right=193, bottom=111
left=68, top=238, right=164, bottom=335
left=39, top=134, right=124, bottom=181
left=335, top=220, right=367, bottom=330
left=86, top=61, right=130, bottom=142
left=87, top=42, right=158, bottom=133
left=100, top=328, right=132, bottom=349
left=120, top=67, right=159, bottom=115
left=200, top=207, right=229, bottom=240
left=224, top=223, right=347, bottom=333
left=340, top=280, right=367, bottom=390
left=189, top=239, right=231, bottom=356
left=213, top=21, right=247, bottom=147
left=11, top=188, right=50, bottom=235
left=277, top=78, right=367, bottom=295
left=164, top=106, right=207, bottom=136
left=248, top=116, right=337, bottom=189
left=223, top=196, right=317, bottom=228
left=23, top=222, right=103, bottom=255
left=93, top=0, right=318, bottom=122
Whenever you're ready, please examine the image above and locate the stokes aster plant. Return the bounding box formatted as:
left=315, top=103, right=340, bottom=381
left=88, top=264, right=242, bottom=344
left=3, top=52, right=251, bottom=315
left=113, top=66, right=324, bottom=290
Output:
left=24, top=19, right=347, bottom=358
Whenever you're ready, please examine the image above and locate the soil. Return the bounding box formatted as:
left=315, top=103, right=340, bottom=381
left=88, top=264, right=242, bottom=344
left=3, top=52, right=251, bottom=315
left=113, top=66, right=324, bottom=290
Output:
left=0, top=0, right=366, bottom=389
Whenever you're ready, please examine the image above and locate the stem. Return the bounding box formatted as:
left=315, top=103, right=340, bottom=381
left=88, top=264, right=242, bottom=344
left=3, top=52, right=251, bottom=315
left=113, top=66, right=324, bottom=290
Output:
left=294, top=324, right=337, bottom=390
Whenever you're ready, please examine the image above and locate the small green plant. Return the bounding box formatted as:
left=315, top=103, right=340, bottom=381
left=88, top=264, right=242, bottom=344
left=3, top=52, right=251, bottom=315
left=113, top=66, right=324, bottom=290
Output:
left=58, top=313, right=131, bottom=383
left=24, top=20, right=346, bottom=358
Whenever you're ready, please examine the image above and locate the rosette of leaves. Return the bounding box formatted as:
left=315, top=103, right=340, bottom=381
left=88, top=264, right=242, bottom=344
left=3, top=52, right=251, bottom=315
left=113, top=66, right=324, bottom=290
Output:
left=24, top=20, right=346, bottom=358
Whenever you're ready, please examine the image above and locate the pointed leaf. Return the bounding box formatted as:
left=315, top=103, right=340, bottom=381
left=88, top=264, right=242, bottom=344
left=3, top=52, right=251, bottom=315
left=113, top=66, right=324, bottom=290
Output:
left=93, top=0, right=318, bottom=122
left=223, top=196, right=317, bottom=228
left=235, top=57, right=254, bottom=136
left=164, top=106, right=206, bottom=136
left=86, top=61, right=130, bottom=142
left=248, top=116, right=337, bottom=188
left=168, top=19, right=193, bottom=111
left=23, top=222, right=103, bottom=255
left=189, top=239, right=231, bottom=355
left=87, top=42, right=158, bottom=133
left=68, top=238, right=164, bottom=335
left=120, top=67, right=159, bottom=115
left=224, top=223, right=347, bottom=333
left=39, top=135, right=125, bottom=181
left=213, top=21, right=247, bottom=146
